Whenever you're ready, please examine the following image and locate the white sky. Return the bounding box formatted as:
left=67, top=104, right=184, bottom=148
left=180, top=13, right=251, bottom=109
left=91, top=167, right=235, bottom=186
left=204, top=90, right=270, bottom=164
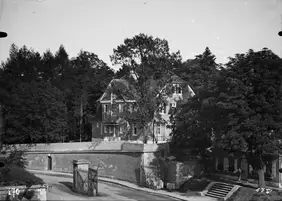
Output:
left=0, top=0, right=282, bottom=70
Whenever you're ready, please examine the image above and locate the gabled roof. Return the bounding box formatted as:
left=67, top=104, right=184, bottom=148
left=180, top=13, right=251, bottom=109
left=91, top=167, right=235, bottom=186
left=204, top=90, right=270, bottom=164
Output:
left=98, top=72, right=195, bottom=103
left=97, top=78, right=138, bottom=102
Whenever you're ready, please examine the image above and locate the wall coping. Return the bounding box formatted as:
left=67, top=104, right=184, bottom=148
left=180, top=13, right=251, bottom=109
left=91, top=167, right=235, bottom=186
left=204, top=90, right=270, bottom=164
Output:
left=0, top=184, right=48, bottom=191
left=2, top=141, right=169, bottom=154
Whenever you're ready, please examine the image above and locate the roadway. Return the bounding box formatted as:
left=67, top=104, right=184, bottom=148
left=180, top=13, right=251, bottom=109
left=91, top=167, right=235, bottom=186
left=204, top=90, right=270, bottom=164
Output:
left=36, top=174, right=181, bottom=201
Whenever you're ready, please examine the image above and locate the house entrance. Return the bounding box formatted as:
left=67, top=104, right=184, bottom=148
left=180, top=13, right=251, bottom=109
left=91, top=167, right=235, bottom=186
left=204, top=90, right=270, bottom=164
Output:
left=48, top=155, right=52, bottom=170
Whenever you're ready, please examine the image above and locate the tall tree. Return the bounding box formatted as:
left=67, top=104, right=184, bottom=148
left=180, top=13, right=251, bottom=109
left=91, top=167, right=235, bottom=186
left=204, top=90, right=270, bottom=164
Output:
left=218, top=48, right=282, bottom=187
left=40, top=49, right=57, bottom=81
left=110, top=33, right=181, bottom=142
left=170, top=47, right=219, bottom=155
left=2, top=81, right=68, bottom=144
left=70, top=50, right=115, bottom=140
left=0, top=44, right=69, bottom=144
left=174, top=47, right=218, bottom=95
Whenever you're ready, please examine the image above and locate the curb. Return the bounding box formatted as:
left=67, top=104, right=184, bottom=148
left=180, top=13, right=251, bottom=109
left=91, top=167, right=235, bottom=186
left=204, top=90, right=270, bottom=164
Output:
left=28, top=169, right=191, bottom=201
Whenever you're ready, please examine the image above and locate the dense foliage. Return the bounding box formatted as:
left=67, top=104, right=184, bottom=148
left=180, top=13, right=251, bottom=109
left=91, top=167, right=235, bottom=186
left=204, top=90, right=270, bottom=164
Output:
left=1, top=34, right=282, bottom=188
left=110, top=33, right=181, bottom=141
left=0, top=44, right=114, bottom=144
left=171, top=48, right=282, bottom=187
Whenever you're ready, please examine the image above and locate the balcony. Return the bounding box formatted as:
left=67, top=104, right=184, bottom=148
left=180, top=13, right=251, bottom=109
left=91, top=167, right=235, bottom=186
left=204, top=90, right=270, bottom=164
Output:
left=103, top=112, right=119, bottom=123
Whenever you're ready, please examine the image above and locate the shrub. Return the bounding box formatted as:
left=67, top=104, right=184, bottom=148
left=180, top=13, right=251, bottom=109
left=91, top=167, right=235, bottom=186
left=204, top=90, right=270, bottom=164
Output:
left=4, top=150, right=28, bottom=168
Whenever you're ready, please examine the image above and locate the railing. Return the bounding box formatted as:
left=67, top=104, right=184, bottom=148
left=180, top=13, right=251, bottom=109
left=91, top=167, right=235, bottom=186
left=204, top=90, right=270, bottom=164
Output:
left=155, top=135, right=167, bottom=142
left=103, top=112, right=118, bottom=122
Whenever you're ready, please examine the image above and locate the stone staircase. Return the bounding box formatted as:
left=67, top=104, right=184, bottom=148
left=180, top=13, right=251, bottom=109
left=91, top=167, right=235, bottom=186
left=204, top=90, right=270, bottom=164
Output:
left=198, top=182, right=240, bottom=200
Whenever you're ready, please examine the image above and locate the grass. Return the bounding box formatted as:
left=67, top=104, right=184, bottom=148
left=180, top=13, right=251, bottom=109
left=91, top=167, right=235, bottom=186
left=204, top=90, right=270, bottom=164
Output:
left=249, top=189, right=282, bottom=201
left=0, top=165, right=44, bottom=186
left=177, top=176, right=210, bottom=192
left=227, top=187, right=256, bottom=201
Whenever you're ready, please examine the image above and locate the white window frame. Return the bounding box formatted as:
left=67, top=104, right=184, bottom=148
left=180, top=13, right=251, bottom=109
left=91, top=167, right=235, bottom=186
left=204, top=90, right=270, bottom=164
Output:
left=104, top=104, right=109, bottom=112
left=173, top=84, right=176, bottom=94
left=119, top=104, right=123, bottom=112
left=109, top=126, right=113, bottom=133
left=159, top=103, right=167, bottom=114
left=177, top=85, right=182, bottom=94
left=133, top=124, right=137, bottom=136
left=156, top=123, right=161, bottom=135
left=104, top=126, right=108, bottom=133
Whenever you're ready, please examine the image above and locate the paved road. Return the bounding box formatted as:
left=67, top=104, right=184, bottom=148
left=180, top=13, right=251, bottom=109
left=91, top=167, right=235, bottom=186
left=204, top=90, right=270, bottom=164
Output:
left=36, top=174, right=181, bottom=201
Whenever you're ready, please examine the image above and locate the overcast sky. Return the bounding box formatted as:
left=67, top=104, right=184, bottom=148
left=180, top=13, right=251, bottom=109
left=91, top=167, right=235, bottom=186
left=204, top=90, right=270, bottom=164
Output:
left=0, top=0, right=282, bottom=70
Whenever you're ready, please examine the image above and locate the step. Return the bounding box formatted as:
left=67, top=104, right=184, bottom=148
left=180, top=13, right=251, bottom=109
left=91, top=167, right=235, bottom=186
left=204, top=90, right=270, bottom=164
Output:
left=213, top=183, right=234, bottom=188
left=207, top=190, right=228, bottom=196
left=209, top=186, right=232, bottom=192
left=212, top=184, right=234, bottom=188
left=208, top=188, right=230, bottom=195
left=206, top=191, right=226, bottom=199
left=211, top=185, right=233, bottom=190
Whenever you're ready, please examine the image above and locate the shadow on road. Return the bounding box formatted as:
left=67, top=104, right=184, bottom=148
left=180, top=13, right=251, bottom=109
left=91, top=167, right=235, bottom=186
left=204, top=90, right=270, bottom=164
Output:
left=59, top=181, right=73, bottom=190
left=58, top=181, right=109, bottom=198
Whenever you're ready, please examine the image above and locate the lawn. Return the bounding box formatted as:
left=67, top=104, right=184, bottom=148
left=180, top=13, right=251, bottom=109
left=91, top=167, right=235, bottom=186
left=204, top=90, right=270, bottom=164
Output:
left=227, top=186, right=255, bottom=201
left=177, top=176, right=210, bottom=192
left=0, top=165, right=44, bottom=186
left=249, top=189, right=282, bottom=201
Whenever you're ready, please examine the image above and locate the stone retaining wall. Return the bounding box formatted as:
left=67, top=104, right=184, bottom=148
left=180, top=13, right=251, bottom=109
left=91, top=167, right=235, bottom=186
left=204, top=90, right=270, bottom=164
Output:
left=15, top=141, right=169, bottom=186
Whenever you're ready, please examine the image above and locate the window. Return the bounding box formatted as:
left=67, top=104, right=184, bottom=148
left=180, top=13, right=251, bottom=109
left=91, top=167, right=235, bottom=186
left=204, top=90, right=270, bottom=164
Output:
left=104, top=126, right=108, bottom=133
left=109, top=126, right=113, bottom=133
left=112, top=104, right=117, bottom=112
left=177, top=85, right=182, bottom=94
left=104, top=104, right=109, bottom=112
left=172, top=85, right=176, bottom=94
left=173, top=84, right=182, bottom=94
left=156, top=124, right=161, bottom=136
left=133, top=124, right=137, bottom=135
left=159, top=103, right=167, bottom=114
left=118, top=104, right=123, bottom=112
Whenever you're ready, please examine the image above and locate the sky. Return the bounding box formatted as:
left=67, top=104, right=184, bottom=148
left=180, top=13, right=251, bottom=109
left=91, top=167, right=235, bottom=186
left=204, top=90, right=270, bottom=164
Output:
left=0, top=0, right=282, bottom=70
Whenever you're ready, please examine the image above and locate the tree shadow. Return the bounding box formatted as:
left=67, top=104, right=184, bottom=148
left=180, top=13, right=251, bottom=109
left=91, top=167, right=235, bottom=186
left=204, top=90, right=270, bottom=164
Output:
left=59, top=181, right=73, bottom=190
left=59, top=178, right=109, bottom=197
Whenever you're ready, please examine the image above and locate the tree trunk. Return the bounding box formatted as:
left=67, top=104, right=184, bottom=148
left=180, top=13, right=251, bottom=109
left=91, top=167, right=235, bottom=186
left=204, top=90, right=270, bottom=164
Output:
left=258, top=168, right=266, bottom=188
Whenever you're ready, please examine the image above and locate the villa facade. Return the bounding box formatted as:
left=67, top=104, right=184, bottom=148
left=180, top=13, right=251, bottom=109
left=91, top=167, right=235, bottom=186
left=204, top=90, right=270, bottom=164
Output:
left=97, top=72, right=195, bottom=142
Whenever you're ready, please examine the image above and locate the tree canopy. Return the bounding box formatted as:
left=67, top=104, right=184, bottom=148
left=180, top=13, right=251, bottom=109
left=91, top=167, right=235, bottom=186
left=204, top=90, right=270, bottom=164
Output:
left=171, top=48, right=282, bottom=187
left=0, top=44, right=115, bottom=144
left=110, top=33, right=181, bottom=142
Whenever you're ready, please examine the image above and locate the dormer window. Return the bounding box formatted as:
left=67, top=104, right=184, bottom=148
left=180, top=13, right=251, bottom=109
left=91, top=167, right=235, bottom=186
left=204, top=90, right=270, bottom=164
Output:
left=172, top=85, right=175, bottom=94
left=177, top=85, right=182, bottom=94
left=104, top=104, right=109, bottom=112
left=172, top=84, right=182, bottom=94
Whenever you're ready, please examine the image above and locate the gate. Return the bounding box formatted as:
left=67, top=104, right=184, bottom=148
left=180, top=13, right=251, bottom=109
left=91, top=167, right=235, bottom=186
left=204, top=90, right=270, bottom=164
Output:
left=73, top=159, right=99, bottom=196
left=88, top=167, right=98, bottom=196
